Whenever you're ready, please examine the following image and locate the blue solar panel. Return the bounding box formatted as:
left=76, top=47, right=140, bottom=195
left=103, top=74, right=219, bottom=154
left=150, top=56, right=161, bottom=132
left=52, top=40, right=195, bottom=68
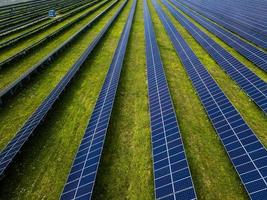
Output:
left=60, top=1, right=136, bottom=199
left=162, top=0, right=267, bottom=114
left=152, top=0, right=267, bottom=199
left=0, top=0, right=127, bottom=177
left=177, top=0, right=267, bottom=49
left=168, top=0, right=267, bottom=73
left=144, top=1, right=197, bottom=199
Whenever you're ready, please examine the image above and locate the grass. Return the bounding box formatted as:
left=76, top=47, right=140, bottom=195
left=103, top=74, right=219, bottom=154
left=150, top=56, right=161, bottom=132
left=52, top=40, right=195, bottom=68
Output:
left=0, top=0, right=122, bottom=151
left=0, top=0, right=114, bottom=90
left=93, top=0, right=154, bottom=199
left=0, top=1, right=132, bottom=199
left=148, top=0, right=248, bottom=199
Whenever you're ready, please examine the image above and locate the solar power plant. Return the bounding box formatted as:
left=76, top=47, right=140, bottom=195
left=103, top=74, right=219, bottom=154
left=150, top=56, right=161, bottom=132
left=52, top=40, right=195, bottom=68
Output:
left=0, top=0, right=267, bottom=199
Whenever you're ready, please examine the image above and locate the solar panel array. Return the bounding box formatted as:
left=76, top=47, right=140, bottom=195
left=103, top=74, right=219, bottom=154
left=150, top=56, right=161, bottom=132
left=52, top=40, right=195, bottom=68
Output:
left=182, top=0, right=267, bottom=35
left=0, top=1, right=127, bottom=176
left=144, top=1, right=197, bottom=199
left=204, top=0, right=267, bottom=16
left=0, top=0, right=118, bottom=105
left=60, top=1, right=136, bottom=199
left=182, top=0, right=267, bottom=37
left=0, top=0, right=86, bottom=34
left=191, top=2, right=265, bottom=35
left=169, top=0, right=267, bottom=73
left=212, top=0, right=267, bottom=22
left=152, top=0, right=267, bottom=199
left=178, top=0, right=267, bottom=49
left=162, top=0, right=267, bottom=114
left=0, top=0, right=101, bottom=49
left=0, top=0, right=109, bottom=51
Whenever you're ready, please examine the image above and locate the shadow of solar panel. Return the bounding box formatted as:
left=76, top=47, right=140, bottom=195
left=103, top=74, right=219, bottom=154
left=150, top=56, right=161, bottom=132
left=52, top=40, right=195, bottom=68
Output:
left=152, top=0, right=267, bottom=199
left=144, top=1, right=197, bottom=199
left=60, top=1, right=136, bottom=199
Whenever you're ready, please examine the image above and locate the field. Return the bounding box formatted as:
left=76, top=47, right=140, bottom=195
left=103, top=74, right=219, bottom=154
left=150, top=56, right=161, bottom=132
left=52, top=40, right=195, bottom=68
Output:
left=0, top=0, right=266, bottom=199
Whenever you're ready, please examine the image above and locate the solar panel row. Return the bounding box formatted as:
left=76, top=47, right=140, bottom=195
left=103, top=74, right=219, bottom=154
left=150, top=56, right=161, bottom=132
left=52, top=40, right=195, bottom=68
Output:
left=152, top=0, right=267, bottom=199
left=178, top=0, right=267, bottom=49
left=169, top=0, right=267, bottom=73
left=162, top=0, right=267, bottom=114
left=144, top=1, right=197, bottom=199
left=0, top=0, right=118, bottom=106
left=0, top=0, right=126, bottom=177
left=60, top=0, right=136, bottom=199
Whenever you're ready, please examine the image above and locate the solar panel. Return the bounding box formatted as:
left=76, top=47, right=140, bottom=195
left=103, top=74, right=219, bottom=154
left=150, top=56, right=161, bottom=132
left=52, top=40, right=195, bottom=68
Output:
left=162, top=0, right=267, bottom=114
left=169, top=0, right=267, bottom=73
left=144, top=1, right=197, bottom=199
left=152, top=0, right=267, bottom=199
left=60, top=1, right=136, bottom=199
left=178, top=0, right=267, bottom=49
left=0, top=0, right=127, bottom=177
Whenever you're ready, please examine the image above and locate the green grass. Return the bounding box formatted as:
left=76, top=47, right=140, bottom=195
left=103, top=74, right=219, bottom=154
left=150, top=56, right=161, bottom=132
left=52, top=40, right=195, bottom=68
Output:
left=0, top=0, right=115, bottom=90
left=160, top=1, right=267, bottom=147
left=0, top=0, right=122, bottom=151
left=0, top=1, right=132, bottom=199
left=93, top=0, right=154, bottom=199
left=148, top=0, right=248, bottom=199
